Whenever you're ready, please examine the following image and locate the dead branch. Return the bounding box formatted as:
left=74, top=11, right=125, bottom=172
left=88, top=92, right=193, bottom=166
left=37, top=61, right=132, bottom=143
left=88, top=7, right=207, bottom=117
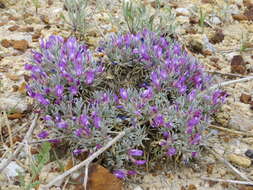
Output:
left=41, top=130, right=126, bottom=189
left=0, top=114, right=38, bottom=174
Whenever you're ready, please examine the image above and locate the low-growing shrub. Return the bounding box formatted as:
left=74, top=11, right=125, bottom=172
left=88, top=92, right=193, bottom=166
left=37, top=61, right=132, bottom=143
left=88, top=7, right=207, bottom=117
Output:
left=25, top=29, right=227, bottom=178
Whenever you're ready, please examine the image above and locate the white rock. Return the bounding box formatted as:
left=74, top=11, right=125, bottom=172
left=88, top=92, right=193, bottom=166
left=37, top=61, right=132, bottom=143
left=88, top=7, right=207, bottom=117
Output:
left=210, top=16, right=221, bottom=25
left=175, top=8, right=190, bottom=16
left=0, top=159, right=24, bottom=178
left=0, top=94, right=28, bottom=113
left=134, top=186, right=143, bottom=190
left=177, top=16, right=189, bottom=24
left=228, top=5, right=240, bottom=15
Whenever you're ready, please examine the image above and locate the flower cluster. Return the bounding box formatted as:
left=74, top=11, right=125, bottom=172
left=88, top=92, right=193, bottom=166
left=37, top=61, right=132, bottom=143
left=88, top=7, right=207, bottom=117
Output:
left=25, top=30, right=227, bottom=179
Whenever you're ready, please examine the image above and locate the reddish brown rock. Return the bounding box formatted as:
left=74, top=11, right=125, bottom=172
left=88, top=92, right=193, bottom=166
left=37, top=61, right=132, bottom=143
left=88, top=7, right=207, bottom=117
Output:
left=88, top=164, right=123, bottom=190
left=8, top=25, right=20, bottom=31
left=188, top=184, right=197, bottom=190
left=40, top=15, right=50, bottom=24
left=210, top=30, right=224, bottom=44
left=48, top=0, right=53, bottom=6
left=189, top=16, right=199, bottom=24
left=232, top=14, right=248, bottom=21
left=240, top=93, right=252, bottom=104
left=244, top=7, right=253, bottom=20
left=0, top=1, right=5, bottom=9
left=202, top=0, right=214, bottom=3
left=243, top=0, right=253, bottom=9
left=0, top=22, right=7, bottom=26
left=12, top=40, right=29, bottom=52
left=19, top=27, right=34, bottom=32
left=32, top=31, right=41, bottom=42
left=8, top=15, right=19, bottom=21
left=1, top=39, right=12, bottom=48
left=231, top=55, right=247, bottom=74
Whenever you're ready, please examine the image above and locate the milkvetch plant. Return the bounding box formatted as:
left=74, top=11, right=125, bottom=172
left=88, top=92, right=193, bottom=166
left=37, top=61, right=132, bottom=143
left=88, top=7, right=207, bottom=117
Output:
left=25, top=29, right=227, bottom=179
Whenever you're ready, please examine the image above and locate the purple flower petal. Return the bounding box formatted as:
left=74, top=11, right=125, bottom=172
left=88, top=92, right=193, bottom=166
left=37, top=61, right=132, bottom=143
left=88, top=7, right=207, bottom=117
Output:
left=85, top=70, right=95, bottom=85
left=128, top=149, right=143, bottom=156
left=113, top=170, right=126, bottom=179
left=134, top=160, right=147, bottom=165
left=55, top=85, right=64, bottom=97
left=37, top=131, right=49, bottom=139
left=119, top=88, right=128, bottom=100
left=167, top=147, right=176, bottom=156
left=57, top=121, right=68, bottom=129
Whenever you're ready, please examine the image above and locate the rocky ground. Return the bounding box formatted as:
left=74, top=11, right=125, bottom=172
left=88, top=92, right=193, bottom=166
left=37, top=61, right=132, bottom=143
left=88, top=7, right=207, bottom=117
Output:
left=0, top=0, right=253, bottom=189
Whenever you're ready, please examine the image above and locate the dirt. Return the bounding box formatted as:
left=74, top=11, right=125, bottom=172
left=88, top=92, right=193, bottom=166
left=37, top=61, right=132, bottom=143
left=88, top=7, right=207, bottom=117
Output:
left=0, top=0, right=253, bottom=190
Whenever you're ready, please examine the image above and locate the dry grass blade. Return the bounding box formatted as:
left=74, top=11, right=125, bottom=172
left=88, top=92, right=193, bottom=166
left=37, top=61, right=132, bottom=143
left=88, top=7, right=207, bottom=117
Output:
left=206, top=147, right=252, bottom=182
left=0, top=114, right=38, bottom=174
left=201, top=177, right=253, bottom=186
left=210, top=76, right=253, bottom=90
left=210, top=125, right=253, bottom=137
left=41, top=130, right=126, bottom=189
left=3, top=111, right=14, bottom=148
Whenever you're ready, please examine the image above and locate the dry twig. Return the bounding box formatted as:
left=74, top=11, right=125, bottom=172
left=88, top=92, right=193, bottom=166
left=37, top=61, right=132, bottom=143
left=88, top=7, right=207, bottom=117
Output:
left=210, top=125, right=253, bottom=137
left=0, top=114, right=38, bottom=174
left=207, top=71, right=246, bottom=78
left=201, top=177, right=253, bottom=186
left=3, top=111, right=13, bottom=148
left=206, top=147, right=252, bottom=182
left=210, top=75, right=253, bottom=90
left=41, top=130, right=126, bottom=189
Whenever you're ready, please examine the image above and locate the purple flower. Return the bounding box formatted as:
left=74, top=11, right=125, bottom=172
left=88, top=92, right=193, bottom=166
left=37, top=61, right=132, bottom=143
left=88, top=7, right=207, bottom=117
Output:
left=73, top=149, right=84, bottom=156
left=93, top=116, right=102, bottom=129
left=133, top=160, right=147, bottom=165
left=141, top=87, right=153, bottom=99
left=160, top=68, right=168, bottom=80
left=96, top=144, right=102, bottom=149
left=192, top=74, right=202, bottom=88
left=154, top=45, right=162, bottom=58
left=75, top=52, right=83, bottom=64
left=128, top=149, right=143, bottom=156
left=69, top=86, right=78, bottom=95
left=43, top=115, right=52, bottom=121
left=167, top=147, right=177, bottom=156
left=190, top=133, right=201, bottom=145
left=37, top=131, right=49, bottom=139
left=48, top=139, right=61, bottom=143
left=57, top=121, right=68, bottom=129
left=80, top=114, right=89, bottom=127
left=152, top=114, right=164, bottom=127
left=127, top=170, right=137, bottom=176
left=44, top=88, right=51, bottom=94
left=192, top=152, right=198, bottom=157
left=113, top=170, right=126, bottom=179
left=33, top=52, right=43, bottom=64
left=163, top=131, right=170, bottom=139
left=55, top=85, right=64, bottom=97
left=35, top=93, right=50, bottom=105
left=74, top=128, right=83, bottom=137
left=165, top=122, right=173, bottom=128
left=101, top=93, right=109, bottom=103
left=85, top=70, right=95, bottom=85
left=24, top=64, right=33, bottom=70
left=188, top=90, right=197, bottom=101
left=179, top=85, right=187, bottom=94
left=75, top=64, right=83, bottom=76
left=119, top=88, right=128, bottom=100
left=212, top=90, right=227, bottom=105
left=187, top=110, right=202, bottom=133
left=151, top=71, right=160, bottom=88
left=150, top=106, right=158, bottom=113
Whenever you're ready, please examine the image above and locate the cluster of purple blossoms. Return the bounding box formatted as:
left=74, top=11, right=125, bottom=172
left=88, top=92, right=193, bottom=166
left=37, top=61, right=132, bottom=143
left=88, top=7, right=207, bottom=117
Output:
left=25, top=30, right=227, bottom=179
left=25, top=35, right=104, bottom=107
